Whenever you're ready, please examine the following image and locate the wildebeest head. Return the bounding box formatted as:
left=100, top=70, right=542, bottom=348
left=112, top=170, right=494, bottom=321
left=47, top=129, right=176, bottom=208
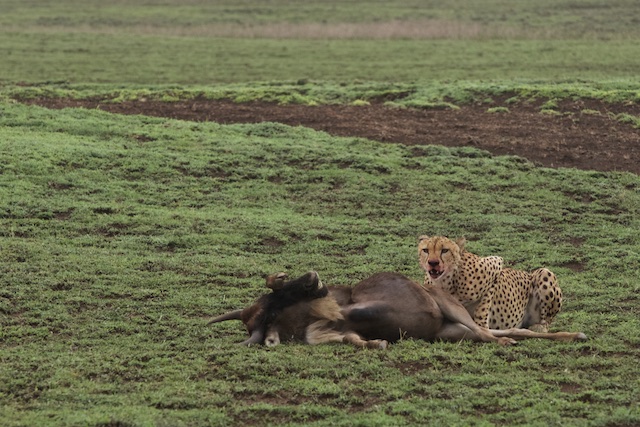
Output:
left=209, top=271, right=328, bottom=345
left=266, top=271, right=328, bottom=298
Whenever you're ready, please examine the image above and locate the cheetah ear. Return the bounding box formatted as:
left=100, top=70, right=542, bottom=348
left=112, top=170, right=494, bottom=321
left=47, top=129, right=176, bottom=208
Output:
left=455, top=237, right=466, bottom=252
left=418, top=235, right=430, bottom=242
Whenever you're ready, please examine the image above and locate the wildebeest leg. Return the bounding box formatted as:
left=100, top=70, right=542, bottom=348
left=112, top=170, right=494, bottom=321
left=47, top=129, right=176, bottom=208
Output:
left=306, top=319, right=388, bottom=349
left=240, top=328, right=265, bottom=346
left=489, top=328, right=587, bottom=342
left=434, top=323, right=486, bottom=342
left=433, top=322, right=515, bottom=346
left=340, top=302, right=403, bottom=344
left=428, top=286, right=516, bottom=345
left=342, top=332, right=388, bottom=349
left=343, top=302, right=390, bottom=322
left=434, top=323, right=586, bottom=343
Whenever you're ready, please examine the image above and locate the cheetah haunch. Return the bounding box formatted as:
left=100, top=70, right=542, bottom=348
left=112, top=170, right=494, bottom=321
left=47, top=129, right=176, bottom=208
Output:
left=419, top=235, right=563, bottom=332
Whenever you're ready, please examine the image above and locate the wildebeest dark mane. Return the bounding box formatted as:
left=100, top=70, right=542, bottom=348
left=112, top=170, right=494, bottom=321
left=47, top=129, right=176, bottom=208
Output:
left=259, top=284, right=330, bottom=327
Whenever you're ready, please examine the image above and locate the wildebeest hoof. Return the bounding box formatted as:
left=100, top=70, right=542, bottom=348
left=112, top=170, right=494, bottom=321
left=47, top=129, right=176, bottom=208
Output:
left=498, top=337, right=518, bottom=346
left=366, top=339, right=388, bottom=349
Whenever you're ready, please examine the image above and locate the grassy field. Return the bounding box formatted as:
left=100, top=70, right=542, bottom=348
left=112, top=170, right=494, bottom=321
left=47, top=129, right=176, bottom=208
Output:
left=2, top=0, right=640, bottom=84
left=1, top=0, right=640, bottom=426
left=1, top=96, right=639, bottom=427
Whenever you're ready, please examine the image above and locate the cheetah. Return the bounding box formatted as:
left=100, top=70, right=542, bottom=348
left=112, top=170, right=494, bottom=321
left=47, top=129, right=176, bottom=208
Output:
left=418, top=235, right=563, bottom=332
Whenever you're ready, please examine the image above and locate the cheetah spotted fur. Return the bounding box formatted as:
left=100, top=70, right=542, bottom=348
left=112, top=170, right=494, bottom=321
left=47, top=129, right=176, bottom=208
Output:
left=418, top=235, right=563, bottom=332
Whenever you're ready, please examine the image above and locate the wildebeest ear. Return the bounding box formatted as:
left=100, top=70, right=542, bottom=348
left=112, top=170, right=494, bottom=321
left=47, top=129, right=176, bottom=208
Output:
left=418, top=235, right=430, bottom=242
left=266, top=272, right=288, bottom=290
left=455, top=237, right=466, bottom=252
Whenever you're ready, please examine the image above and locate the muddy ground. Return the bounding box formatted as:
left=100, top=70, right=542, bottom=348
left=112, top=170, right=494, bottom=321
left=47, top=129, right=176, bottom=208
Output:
left=22, top=97, right=640, bottom=174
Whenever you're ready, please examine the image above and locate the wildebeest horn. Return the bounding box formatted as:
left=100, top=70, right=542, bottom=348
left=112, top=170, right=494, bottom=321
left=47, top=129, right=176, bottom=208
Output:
left=266, top=272, right=288, bottom=290
left=207, top=309, right=243, bottom=325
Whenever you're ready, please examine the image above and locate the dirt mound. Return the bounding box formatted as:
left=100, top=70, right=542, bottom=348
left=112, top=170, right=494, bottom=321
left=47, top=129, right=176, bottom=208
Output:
left=22, top=97, right=640, bottom=174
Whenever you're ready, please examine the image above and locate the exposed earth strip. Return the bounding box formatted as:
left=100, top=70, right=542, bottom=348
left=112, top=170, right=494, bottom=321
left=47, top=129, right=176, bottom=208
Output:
left=21, top=97, right=640, bottom=174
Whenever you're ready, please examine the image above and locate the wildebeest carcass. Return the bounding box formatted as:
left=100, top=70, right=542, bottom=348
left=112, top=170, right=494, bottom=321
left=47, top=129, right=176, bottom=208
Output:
left=209, top=271, right=587, bottom=348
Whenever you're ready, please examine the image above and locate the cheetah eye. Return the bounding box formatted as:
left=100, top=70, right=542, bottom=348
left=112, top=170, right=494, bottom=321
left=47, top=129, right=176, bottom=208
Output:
left=422, top=248, right=429, bottom=254
left=441, top=248, right=449, bottom=254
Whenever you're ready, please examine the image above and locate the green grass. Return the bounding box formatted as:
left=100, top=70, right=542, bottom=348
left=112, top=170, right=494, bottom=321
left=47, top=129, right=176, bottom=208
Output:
left=3, top=0, right=640, bottom=38
left=2, top=0, right=640, bottom=84
left=1, top=98, right=639, bottom=426
left=6, top=79, right=640, bottom=107
left=2, top=33, right=640, bottom=84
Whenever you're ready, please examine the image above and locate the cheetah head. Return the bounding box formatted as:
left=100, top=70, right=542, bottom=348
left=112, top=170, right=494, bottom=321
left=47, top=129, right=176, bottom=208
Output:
left=418, top=235, right=465, bottom=282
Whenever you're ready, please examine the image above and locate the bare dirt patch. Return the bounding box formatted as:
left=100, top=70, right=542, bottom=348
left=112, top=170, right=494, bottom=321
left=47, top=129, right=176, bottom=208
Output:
left=21, top=97, right=640, bottom=174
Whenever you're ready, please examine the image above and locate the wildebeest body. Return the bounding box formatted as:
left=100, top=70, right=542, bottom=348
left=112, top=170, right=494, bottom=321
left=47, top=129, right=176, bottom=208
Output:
left=344, top=272, right=444, bottom=342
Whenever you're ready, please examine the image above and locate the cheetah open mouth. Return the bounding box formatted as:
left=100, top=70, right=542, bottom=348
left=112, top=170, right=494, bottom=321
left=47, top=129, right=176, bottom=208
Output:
left=428, top=269, right=444, bottom=280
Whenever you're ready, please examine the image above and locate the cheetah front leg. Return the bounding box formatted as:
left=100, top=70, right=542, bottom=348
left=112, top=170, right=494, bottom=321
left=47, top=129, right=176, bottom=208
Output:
left=522, top=268, right=563, bottom=332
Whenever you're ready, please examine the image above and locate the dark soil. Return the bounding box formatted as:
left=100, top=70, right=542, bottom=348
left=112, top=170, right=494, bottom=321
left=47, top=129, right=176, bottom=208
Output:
left=21, top=97, right=640, bottom=174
